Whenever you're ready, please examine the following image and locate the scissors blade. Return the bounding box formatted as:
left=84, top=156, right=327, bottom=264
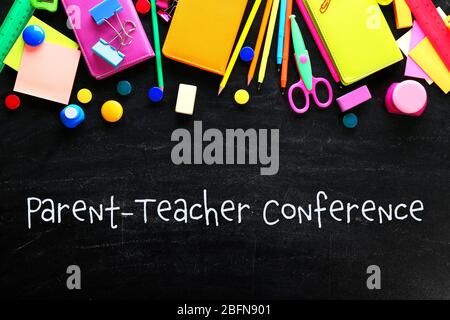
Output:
left=290, top=15, right=313, bottom=91
left=290, top=15, right=306, bottom=53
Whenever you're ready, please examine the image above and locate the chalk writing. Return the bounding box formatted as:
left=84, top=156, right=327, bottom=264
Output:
left=26, top=190, right=424, bottom=229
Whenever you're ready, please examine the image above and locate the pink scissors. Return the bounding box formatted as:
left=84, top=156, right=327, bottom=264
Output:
left=288, top=15, right=333, bottom=114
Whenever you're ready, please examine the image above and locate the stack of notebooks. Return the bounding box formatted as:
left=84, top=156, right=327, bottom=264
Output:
left=301, top=0, right=403, bottom=85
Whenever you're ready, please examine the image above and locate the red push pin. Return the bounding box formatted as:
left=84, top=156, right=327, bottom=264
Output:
left=5, top=94, right=21, bottom=110
left=136, top=0, right=151, bottom=14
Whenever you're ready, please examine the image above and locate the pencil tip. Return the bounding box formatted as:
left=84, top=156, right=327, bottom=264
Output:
left=218, top=87, right=224, bottom=96
left=257, top=83, right=262, bottom=91
left=247, top=77, right=252, bottom=86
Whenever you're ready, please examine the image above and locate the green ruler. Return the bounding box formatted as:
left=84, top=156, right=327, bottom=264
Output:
left=0, top=0, right=35, bottom=73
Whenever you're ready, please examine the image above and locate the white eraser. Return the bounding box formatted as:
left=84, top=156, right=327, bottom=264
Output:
left=175, top=84, right=197, bottom=115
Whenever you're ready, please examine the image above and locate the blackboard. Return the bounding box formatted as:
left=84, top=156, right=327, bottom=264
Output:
left=0, top=0, right=449, bottom=300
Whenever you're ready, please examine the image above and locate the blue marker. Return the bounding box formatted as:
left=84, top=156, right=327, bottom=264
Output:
left=276, top=0, right=287, bottom=68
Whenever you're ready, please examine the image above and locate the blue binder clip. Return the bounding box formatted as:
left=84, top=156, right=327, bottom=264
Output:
left=89, top=0, right=123, bottom=25
left=89, top=0, right=136, bottom=68
left=92, top=39, right=125, bottom=67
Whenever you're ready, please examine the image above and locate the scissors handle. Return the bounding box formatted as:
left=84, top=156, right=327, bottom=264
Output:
left=288, top=81, right=311, bottom=114
left=311, top=77, right=333, bottom=108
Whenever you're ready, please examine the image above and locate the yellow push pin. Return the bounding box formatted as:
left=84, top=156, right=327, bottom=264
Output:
left=234, top=89, right=250, bottom=105
left=101, top=100, right=123, bottom=123
left=77, top=89, right=93, bottom=104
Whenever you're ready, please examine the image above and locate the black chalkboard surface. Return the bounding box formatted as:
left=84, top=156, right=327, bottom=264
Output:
left=0, top=0, right=449, bottom=300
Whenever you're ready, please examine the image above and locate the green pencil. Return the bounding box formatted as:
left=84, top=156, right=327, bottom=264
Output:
left=150, top=0, right=164, bottom=90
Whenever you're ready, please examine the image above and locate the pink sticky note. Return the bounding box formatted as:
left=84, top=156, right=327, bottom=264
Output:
left=14, top=42, right=81, bottom=104
left=404, top=21, right=432, bottom=82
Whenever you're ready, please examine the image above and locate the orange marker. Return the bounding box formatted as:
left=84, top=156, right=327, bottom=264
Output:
left=280, top=0, right=292, bottom=94
left=247, top=0, right=274, bottom=86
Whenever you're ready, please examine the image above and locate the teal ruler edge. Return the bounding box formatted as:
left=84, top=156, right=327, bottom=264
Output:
left=0, top=0, right=35, bottom=73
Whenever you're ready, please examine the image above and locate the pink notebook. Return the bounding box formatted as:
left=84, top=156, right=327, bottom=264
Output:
left=62, top=0, right=154, bottom=80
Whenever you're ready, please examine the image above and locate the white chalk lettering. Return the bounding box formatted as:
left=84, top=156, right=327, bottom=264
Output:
left=25, top=192, right=424, bottom=229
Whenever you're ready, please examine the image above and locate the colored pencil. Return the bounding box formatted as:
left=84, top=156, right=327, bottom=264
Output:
left=276, top=0, right=287, bottom=69
left=247, top=0, right=274, bottom=86
left=150, top=0, right=164, bottom=89
left=218, top=0, right=262, bottom=96
left=258, top=0, right=280, bottom=90
left=281, top=0, right=292, bottom=93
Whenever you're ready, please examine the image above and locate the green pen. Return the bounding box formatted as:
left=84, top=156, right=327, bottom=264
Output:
left=150, top=0, right=164, bottom=90
left=290, top=15, right=313, bottom=91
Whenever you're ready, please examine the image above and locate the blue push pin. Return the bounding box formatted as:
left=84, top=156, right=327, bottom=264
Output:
left=117, top=80, right=132, bottom=96
left=22, top=25, right=46, bottom=47
left=148, top=86, right=164, bottom=103
left=343, top=113, right=358, bottom=129
left=60, top=104, right=85, bottom=128
left=240, top=46, right=254, bottom=62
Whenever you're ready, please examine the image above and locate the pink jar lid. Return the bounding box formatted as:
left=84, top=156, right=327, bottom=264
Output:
left=392, top=80, right=427, bottom=115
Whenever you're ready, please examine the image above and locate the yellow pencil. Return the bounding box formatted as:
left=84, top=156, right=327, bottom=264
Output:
left=258, top=0, right=280, bottom=90
left=218, top=0, right=262, bottom=96
left=248, top=0, right=274, bottom=86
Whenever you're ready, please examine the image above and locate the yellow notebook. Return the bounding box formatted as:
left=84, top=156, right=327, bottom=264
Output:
left=162, top=0, right=248, bottom=76
left=304, top=0, right=403, bottom=85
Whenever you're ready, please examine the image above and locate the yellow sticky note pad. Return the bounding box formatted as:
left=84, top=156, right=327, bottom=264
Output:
left=394, top=0, right=413, bottom=29
left=4, top=16, right=79, bottom=71
left=409, top=38, right=450, bottom=94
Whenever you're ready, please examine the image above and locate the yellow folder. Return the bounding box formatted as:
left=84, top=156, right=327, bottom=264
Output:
left=162, top=0, right=248, bottom=76
left=304, top=0, right=403, bottom=85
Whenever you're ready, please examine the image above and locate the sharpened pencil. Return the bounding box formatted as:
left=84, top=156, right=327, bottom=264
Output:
left=219, top=0, right=262, bottom=95
left=257, top=0, right=280, bottom=89
left=247, top=0, right=274, bottom=86
left=277, top=0, right=287, bottom=69
left=281, top=0, right=292, bottom=93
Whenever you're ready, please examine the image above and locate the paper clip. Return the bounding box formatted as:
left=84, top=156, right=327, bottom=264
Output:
left=90, top=0, right=123, bottom=25
left=92, top=39, right=125, bottom=67
left=156, top=0, right=171, bottom=9
left=157, top=0, right=177, bottom=22
left=89, top=0, right=136, bottom=67
left=320, top=0, right=331, bottom=13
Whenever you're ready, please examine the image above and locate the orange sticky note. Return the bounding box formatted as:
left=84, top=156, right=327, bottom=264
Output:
left=394, top=0, right=413, bottom=29
left=14, top=43, right=81, bottom=104
left=410, top=38, right=450, bottom=94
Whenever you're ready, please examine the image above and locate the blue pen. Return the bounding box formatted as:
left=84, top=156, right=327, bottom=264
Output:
left=276, top=0, right=287, bottom=69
